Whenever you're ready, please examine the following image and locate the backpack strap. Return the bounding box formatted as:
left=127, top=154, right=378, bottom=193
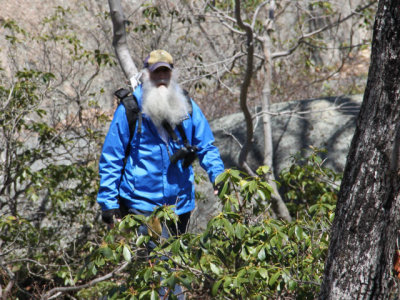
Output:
left=115, top=88, right=141, bottom=138
left=162, top=120, right=179, bottom=142
left=176, top=124, right=189, bottom=148
left=114, top=88, right=141, bottom=167
left=183, top=89, right=193, bottom=116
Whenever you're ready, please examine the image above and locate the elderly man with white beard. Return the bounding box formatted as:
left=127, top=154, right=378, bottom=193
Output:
left=97, top=49, right=225, bottom=239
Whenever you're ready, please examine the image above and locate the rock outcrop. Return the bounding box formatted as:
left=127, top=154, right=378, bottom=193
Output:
left=212, top=94, right=362, bottom=174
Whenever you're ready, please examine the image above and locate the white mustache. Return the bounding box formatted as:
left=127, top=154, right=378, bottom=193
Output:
left=153, top=78, right=169, bottom=86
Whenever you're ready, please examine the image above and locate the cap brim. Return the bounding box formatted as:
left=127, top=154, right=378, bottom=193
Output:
left=148, top=62, right=173, bottom=72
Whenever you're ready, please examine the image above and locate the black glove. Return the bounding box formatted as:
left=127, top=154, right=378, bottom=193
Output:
left=102, top=209, right=122, bottom=224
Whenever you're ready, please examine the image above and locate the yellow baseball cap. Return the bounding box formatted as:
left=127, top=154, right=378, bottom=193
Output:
left=143, top=49, right=174, bottom=72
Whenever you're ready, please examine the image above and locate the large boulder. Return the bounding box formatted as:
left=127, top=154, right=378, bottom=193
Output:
left=190, top=95, right=362, bottom=231
left=211, top=94, right=362, bottom=174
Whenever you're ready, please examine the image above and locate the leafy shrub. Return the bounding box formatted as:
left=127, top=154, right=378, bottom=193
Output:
left=72, top=152, right=338, bottom=300
left=280, top=147, right=341, bottom=218
left=0, top=15, right=109, bottom=299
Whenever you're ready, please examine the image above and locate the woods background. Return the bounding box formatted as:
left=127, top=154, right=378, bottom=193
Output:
left=2, top=1, right=394, bottom=299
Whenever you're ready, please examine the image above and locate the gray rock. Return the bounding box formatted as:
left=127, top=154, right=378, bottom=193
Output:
left=211, top=94, right=362, bottom=175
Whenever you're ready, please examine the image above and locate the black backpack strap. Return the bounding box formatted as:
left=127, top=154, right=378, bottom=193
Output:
left=121, top=95, right=141, bottom=140
left=183, top=89, right=193, bottom=116
left=114, top=88, right=141, bottom=167
left=162, top=120, right=178, bottom=142
left=177, top=124, right=189, bottom=148
left=114, top=88, right=141, bottom=140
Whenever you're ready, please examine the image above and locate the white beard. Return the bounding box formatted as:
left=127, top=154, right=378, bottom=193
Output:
left=141, top=71, right=191, bottom=128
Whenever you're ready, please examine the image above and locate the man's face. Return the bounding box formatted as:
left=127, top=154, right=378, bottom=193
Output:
left=149, top=67, right=172, bottom=87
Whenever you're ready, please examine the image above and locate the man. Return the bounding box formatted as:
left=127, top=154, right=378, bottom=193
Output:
left=97, top=49, right=225, bottom=234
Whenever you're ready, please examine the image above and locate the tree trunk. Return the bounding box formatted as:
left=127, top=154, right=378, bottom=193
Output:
left=320, top=1, right=400, bottom=298
left=262, top=37, right=291, bottom=222
left=108, top=0, right=139, bottom=87
left=234, top=0, right=255, bottom=171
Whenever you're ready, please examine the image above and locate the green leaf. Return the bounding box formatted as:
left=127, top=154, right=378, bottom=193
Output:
left=89, top=263, right=97, bottom=276
left=171, top=239, right=180, bottom=255
left=221, top=218, right=233, bottom=235
left=269, top=270, right=281, bottom=286
left=257, top=189, right=266, bottom=201
left=123, top=245, right=131, bottom=262
left=219, top=181, right=229, bottom=198
left=235, top=223, right=245, bottom=239
left=295, top=225, right=303, bottom=241
left=139, top=290, right=151, bottom=299
left=210, top=262, right=221, bottom=275
left=257, top=247, right=266, bottom=261
left=223, top=276, right=232, bottom=288
left=258, top=268, right=268, bottom=279
left=99, top=246, right=113, bottom=259
left=256, top=165, right=270, bottom=175
left=179, top=275, right=192, bottom=289
left=150, top=289, right=158, bottom=300
left=212, top=279, right=223, bottom=296
left=136, top=234, right=146, bottom=246
left=288, top=280, right=297, bottom=290
left=229, top=169, right=241, bottom=180
left=144, top=268, right=152, bottom=282
left=248, top=180, right=258, bottom=193
left=215, top=171, right=228, bottom=185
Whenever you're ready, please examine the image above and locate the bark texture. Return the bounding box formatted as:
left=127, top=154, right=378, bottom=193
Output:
left=234, top=0, right=255, bottom=171
left=320, top=1, right=400, bottom=299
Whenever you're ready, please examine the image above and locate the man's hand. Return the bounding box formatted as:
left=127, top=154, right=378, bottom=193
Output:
left=107, top=218, right=122, bottom=229
left=102, top=209, right=122, bottom=229
left=213, top=182, right=223, bottom=197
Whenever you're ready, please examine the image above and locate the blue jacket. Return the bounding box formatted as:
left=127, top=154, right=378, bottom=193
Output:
left=97, top=85, right=225, bottom=215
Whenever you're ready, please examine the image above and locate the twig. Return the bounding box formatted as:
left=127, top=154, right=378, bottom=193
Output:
left=270, top=1, right=377, bottom=59
left=221, top=127, right=256, bottom=176
left=252, top=102, right=360, bottom=119
left=251, top=1, right=270, bottom=29
left=41, top=262, right=129, bottom=300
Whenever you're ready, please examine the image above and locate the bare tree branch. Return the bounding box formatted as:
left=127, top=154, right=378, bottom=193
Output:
left=271, top=1, right=377, bottom=59
left=251, top=1, right=270, bottom=29
left=252, top=100, right=360, bottom=119
left=0, top=279, right=15, bottom=300
left=212, top=0, right=376, bottom=62
left=41, top=262, right=129, bottom=300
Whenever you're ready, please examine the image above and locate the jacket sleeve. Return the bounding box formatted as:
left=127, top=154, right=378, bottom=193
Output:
left=97, top=104, right=130, bottom=211
left=190, top=100, right=225, bottom=183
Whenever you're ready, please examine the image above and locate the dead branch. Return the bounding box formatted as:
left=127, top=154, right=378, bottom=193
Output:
left=41, top=262, right=129, bottom=300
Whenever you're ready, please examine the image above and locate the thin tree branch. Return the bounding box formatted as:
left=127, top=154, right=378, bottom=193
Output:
left=41, top=262, right=129, bottom=300
left=219, top=20, right=246, bottom=36
left=212, top=0, right=376, bottom=61
left=252, top=101, right=360, bottom=119
left=251, top=1, right=270, bottom=29
left=271, top=1, right=377, bottom=59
